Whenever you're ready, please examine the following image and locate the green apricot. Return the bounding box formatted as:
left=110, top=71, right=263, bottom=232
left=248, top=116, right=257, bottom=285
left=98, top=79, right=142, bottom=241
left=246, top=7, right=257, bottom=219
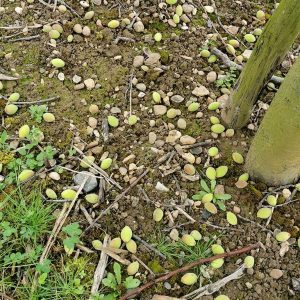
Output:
left=5, top=104, right=18, bottom=115
left=181, top=273, right=197, bottom=285
left=43, top=112, right=55, bottom=123
left=108, top=20, right=120, bottom=28
left=51, top=58, right=65, bottom=68
left=19, top=124, right=30, bottom=138
left=61, top=189, right=77, bottom=200
left=215, top=295, right=230, bottom=300
left=244, top=33, right=256, bottom=43
left=266, top=195, right=277, bottom=206
left=176, top=5, right=183, bottom=16
left=190, top=230, right=202, bottom=241
left=167, top=108, right=177, bottom=118
left=211, top=124, right=225, bottom=134
left=127, top=261, right=139, bottom=275
left=18, top=169, right=34, bottom=182
left=229, top=39, right=239, bottom=48
left=92, top=240, right=103, bottom=250
left=211, top=244, right=224, bottom=254
left=126, top=239, right=137, bottom=253
left=182, top=234, right=196, bottom=246
left=253, top=28, right=263, bottom=36
left=8, top=92, right=20, bottom=102
left=128, top=115, right=138, bottom=125
left=45, top=188, right=57, bottom=199
left=154, top=32, right=162, bottom=42
left=100, top=158, right=112, bottom=170
left=244, top=255, right=254, bottom=268
left=173, top=14, right=180, bottom=24
left=275, top=231, right=291, bottom=242
left=226, top=211, right=237, bottom=225
left=107, top=115, right=119, bottom=127
left=208, top=55, right=217, bottom=63
left=109, top=237, right=122, bottom=249
left=211, top=258, right=224, bottom=269
left=166, top=0, right=177, bottom=4
left=256, top=10, right=265, bottom=20
left=49, top=29, right=60, bottom=39
left=121, top=226, right=132, bottom=243
left=206, top=167, right=216, bottom=180
left=85, top=193, right=99, bottom=204
left=153, top=208, right=164, bottom=222
left=256, top=207, right=272, bottom=219
left=216, top=166, right=228, bottom=178
left=210, top=116, right=220, bottom=124
left=232, top=152, right=244, bottom=164
left=208, top=147, right=219, bottom=157
left=200, top=49, right=210, bottom=58
left=202, top=193, right=213, bottom=203
left=239, top=173, right=249, bottom=182
left=80, top=156, right=95, bottom=168
left=226, top=44, right=235, bottom=55
left=208, top=102, right=220, bottom=111
left=152, top=91, right=161, bottom=103
left=188, top=102, right=200, bottom=112
left=204, top=202, right=217, bottom=214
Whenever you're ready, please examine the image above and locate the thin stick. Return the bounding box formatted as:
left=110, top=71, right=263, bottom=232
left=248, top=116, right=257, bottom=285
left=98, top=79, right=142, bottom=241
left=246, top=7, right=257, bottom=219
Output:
left=211, top=47, right=284, bottom=84
left=90, top=235, right=109, bottom=296
left=132, top=254, right=155, bottom=276
left=133, top=234, right=166, bottom=260
left=0, top=74, right=19, bottom=81
left=237, top=215, right=272, bottom=233
left=7, top=35, right=40, bottom=42
left=175, top=206, right=196, bottom=223
left=84, top=169, right=149, bottom=233
left=185, top=265, right=246, bottom=298
left=119, top=243, right=260, bottom=300
left=12, top=96, right=60, bottom=105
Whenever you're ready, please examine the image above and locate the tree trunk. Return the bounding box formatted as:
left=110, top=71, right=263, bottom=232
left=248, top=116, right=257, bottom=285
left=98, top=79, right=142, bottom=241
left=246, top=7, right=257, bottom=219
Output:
left=222, top=0, right=300, bottom=129
left=246, top=56, right=300, bottom=185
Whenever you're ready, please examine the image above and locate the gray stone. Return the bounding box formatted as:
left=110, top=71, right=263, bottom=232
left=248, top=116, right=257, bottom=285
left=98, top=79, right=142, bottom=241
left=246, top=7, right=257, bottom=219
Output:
left=73, top=171, right=98, bottom=193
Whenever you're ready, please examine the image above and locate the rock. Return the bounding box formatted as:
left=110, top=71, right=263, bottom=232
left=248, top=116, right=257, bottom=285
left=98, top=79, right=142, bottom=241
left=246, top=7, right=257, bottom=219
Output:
left=180, top=135, right=196, bottom=145
left=192, top=85, right=209, bottom=97
left=84, top=78, right=95, bottom=90
left=166, top=130, right=181, bottom=143
left=207, top=71, right=217, bottom=83
left=156, top=182, right=169, bottom=192
left=82, top=26, right=91, bottom=36
left=136, top=83, right=146, bottom=91
left=73, top=74, right=82, bottom=83
left=171, top=94, right=184, bottom=103
left=242, top=49, right=252, bottom=60
left=73, top=171, right=98, bottom=193
left=181, top=152, right=195, bottom=164
left=145, top=53, right=161, bottom=67
left=88, top=117, right=97, bottom=128
left=149, top=132, right=157, bottom=144
left=177, top=118, right=187, bottom=129
left=153, top=105, right=167, bottom=116
left=169, top=229, right=179, bottom=241
left=269, top=269, right=283, bottom=279
left=133, top=21, right=144, bottom=32
left=133, top=55, right=144, bottom=67
left=49, top=172, right=60, bottom=181
left=183, top=164, right=196, bottom=175
left=225, top=25, right=239, bottom=35
left=182, top=4, right=194, bottom=14
left=217, top=94, right=229, bottom=108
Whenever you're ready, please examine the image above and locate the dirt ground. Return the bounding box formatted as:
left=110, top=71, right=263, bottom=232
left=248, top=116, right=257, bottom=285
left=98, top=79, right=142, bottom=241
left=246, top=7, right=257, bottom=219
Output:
left=0, top=0, right=299, bottom=299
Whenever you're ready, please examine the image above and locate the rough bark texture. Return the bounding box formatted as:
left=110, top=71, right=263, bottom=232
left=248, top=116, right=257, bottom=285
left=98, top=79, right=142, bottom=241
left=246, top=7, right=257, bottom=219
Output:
left=222, top=0, right=300, bottom=128
left=246, top=56, right=300, bottom=185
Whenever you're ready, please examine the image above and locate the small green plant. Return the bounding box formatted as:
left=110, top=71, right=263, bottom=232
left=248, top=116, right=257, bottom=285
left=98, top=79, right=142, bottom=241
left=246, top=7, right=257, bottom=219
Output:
left=98, top=262, right=140, bottom=300
left=29, top=104, right=47, bottom=123
left=0, top=128, right=56, bottom=191
left=192, top=179, right=231, bottom=211
left=216, top=66, right=238, bottom=88
left=62, top=223, right=82, bottom=255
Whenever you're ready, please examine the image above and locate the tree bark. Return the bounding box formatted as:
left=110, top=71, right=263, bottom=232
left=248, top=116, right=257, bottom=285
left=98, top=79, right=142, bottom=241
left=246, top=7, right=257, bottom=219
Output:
left=222, top=0, right=300, bottom=129
left=246, top=56, right=300, bottom=185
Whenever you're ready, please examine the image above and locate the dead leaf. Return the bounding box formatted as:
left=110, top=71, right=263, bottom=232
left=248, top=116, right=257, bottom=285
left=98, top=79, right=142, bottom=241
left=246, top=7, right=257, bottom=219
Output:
left=235, top=180, right=248, bottom=189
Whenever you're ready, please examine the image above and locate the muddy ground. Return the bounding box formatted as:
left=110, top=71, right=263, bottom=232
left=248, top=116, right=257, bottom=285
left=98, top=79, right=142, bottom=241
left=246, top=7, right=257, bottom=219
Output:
left=0, top=0, right=299, bottom=299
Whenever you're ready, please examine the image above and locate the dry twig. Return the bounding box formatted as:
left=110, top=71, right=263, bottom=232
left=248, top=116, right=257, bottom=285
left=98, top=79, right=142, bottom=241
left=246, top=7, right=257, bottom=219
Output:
left=119, top=243, right=260, bottom=300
